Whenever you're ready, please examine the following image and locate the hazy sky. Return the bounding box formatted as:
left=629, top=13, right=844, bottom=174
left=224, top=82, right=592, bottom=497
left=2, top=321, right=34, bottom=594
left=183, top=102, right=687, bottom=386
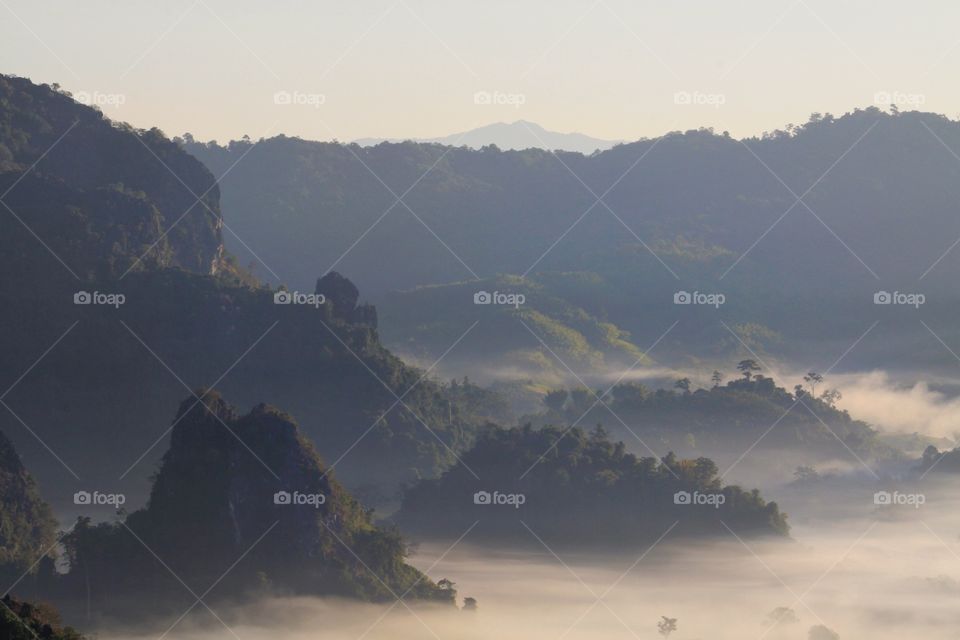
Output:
left=2, top=0, right=958, bottom=143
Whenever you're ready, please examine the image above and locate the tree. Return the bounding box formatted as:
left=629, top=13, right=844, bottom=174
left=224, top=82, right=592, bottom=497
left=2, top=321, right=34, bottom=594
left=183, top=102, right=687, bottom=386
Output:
left=569, top=387, right=593, bottom=411
left=544, top=389, right=568, bottom=413
left=711, top=370, right=723, bottom=388
left=766, top=606, right=799, bottom=626
left=808, top=624, right=839, bottom=640
left=674, top=378, right=691, bottom=394
left=820, top=389, right=841, bottom=407
left=794, top=384, right=806, bottom=398
left=462, top=597, right=477, bottom=611
left=922, top=445, right=941, bottom=469
left=737, top=359, right=761, bottom=380
left=804, top=372, right=823, bottom=397
left=438, top=578, right=455, bottom=591
left=658, top=616, right=678, bottom=637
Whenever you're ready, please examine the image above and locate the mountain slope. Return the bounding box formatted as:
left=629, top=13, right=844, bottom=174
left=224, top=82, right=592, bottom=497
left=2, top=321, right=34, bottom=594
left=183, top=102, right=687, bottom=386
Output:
left=0, top=75, right=490, bottom=512
left=57, top=392, right=453, bottom=618
left=396, top=424, right=789, bottom=545
left=379, top=273, right=650, bottom=383
left=0, top=74, right=225, bottom=279
left=185, top=110, right=960, bottom=371
left=0, top=428, right=57, bottom=585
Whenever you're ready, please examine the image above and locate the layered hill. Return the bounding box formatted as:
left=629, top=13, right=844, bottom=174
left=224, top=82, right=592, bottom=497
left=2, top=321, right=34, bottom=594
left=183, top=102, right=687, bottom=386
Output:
left=395, top=424, right=789, bottom=546
left=0, top=75, right=491, bottom=510
left=186, top=110, right=960, bottom=372
left=57, top=392, right=453, bottom=619
left=0, top=428, right=57, bottom=586
left=379, top=274, right=650, bottom=383
left=528, top=370, right=894, bottom=474
left=0, top=75, right=224, bottom=279
left=0, top=596, right=85, bottom=640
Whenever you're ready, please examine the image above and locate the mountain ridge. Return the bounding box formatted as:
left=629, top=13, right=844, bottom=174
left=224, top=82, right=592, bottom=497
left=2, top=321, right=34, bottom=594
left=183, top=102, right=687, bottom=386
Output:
left=353, top=119, right=623, bottom=153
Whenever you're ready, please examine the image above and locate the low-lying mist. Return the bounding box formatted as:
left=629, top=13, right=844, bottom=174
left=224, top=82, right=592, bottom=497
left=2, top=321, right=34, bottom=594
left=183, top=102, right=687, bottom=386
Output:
left=100, top=477, right=960, bottom=640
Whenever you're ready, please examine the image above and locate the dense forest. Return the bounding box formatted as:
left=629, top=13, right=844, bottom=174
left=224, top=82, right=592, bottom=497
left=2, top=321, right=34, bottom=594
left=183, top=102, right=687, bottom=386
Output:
left=186, top=110, right=960, bottom=370
left=0, top=75, right=496, bottom=511
left=528, top=361, right=892, bottom=464
left=53, top=392, right=456, bottom=619
left=396, top=422, right=789, bottom=546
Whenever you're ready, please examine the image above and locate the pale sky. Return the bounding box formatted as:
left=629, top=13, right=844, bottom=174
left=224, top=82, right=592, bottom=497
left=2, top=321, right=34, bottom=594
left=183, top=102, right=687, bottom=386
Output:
left=2, top=0, right=958, bottom=143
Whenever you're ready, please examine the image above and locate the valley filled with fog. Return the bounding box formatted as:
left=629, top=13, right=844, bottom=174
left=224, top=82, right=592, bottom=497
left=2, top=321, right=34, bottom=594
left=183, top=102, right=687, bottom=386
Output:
left=101, top=481, right=960, bottom=640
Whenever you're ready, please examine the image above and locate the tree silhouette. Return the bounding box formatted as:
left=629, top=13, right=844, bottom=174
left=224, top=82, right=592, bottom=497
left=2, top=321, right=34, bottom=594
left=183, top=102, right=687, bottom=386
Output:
left=804, top=372, right=823, bottom=397
left=808, top=624, right=839, bottom=640
left=658, top=616, right=678, bottom=637
left=711, top=370, right=723, bottom=388
left=820, top=389, right=841, bottom=407
left=737, top=359, right=761, bottom=380
left=674, top=378, right=691, bottom=394
left=544, top=389, right=568, bottom=413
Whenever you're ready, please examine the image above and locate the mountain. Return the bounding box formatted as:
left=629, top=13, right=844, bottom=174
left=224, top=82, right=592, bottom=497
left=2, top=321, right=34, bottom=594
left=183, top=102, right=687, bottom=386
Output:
left=527, top=371, right=894, bottom=475
left=0, top=75, right=493, bottom=511
left=379, top=274, right=650, bottom=384
left=0, top=74, right=226, bottom=280
left=395, top=424, right=789, bottom=546
left=55, top=392, right=454, bottom=619
left=0, top=428, right=57, bottom=586
left=185, top=110, right=960, bottom=375
left=354, top=120, right=622, bottom=153
left=0, top=596, right=86, bottom=640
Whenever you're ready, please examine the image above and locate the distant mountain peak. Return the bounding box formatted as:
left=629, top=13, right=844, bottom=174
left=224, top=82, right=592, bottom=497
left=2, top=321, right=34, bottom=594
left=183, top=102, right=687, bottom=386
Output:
left=355, top=121, right=622, bottom=153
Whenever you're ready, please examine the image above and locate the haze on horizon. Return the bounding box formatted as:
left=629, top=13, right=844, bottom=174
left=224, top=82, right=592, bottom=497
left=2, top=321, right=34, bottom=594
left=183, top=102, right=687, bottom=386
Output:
left=2, top=0, right=958, bottom=144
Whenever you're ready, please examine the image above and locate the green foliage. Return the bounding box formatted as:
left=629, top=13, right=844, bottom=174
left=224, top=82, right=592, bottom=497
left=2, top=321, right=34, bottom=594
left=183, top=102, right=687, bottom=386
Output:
left=58, top=393, right=453, bottom=618
left=0, top=596, right=85, bottom=640
left=532, top=371, right=889, bottom=463
left=184, top=108, right=960, bottom=368
left=396, top=423, right=789, bottom=545
left=0, top=430, right=57, bottom=584
left=378, top=274, right=650, bottom=382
